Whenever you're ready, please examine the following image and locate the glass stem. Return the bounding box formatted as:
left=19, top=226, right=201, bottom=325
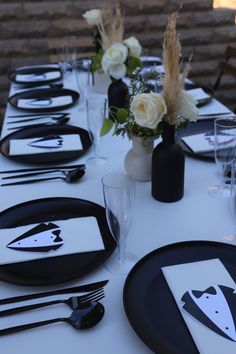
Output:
left=221, top=163, right=226, bottom=190
left=118, top=237, right=126, bottom=264
left=94, top=140, right=100, bottom=159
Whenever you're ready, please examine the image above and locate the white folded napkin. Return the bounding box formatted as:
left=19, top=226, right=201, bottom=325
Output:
left=0, top=217, right=105, bottom=265
left=17, top=95, right=73, bottom=109
left=9, top=134, right=83, bottom=155
left=198, top=98, right=232, bottom=118
left=16, top=71, right=61, bottom=83
left=162, top=259, right=236, bottom=354
left=181, top=133, right=215, bottom=153
left=187, top=88, right=210, bottom=101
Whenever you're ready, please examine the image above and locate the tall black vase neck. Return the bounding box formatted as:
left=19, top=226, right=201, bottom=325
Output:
left=161, top=124, right=176, bottom=145
left=108, top=78, right=128, bottom=120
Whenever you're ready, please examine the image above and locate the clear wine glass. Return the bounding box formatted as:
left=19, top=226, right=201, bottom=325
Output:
left=208, top=117, right=236, bottom=198
left=86, top=98, right=107, bottom=166
left=102, top=172, right=137, bottom=274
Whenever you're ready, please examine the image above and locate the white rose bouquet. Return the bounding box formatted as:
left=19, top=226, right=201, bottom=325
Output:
left=83, top=3, right=142, bottom=79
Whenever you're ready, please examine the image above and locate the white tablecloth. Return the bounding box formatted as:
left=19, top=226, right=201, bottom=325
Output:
left=0, top=70, right=234, bottom=354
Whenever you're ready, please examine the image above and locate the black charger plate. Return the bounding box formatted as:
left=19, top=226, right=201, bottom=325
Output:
left=8, top=66, right=62, bottom=86
left=123, top=240, right=236, bottom=354
left=0, top=124, right=92, bottom=164
left=177, top=119, right=214, bottom=161
left=8, top=88, right=79, bottom=112
left=0, top=197, right=116, bottom=286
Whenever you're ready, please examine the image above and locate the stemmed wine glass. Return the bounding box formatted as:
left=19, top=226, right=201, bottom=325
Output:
left=102, top=172, right=137, bottom=274
left=208, top=117, right=236, bottom=198
left=86, top=98, right=107, bottom=166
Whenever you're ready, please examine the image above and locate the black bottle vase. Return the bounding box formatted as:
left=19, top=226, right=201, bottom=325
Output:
left=108, top=79, right=129, bottom=120
left=151, top=123, right=185, bottom=202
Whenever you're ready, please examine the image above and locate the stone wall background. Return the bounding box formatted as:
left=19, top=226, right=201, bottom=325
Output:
left=0, top=0, right=236, bottom=117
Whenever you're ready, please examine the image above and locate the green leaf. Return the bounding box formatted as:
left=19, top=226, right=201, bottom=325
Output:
left=116, top=108, right=129, bottom=124
left=100, top=119, right=113, bottom=137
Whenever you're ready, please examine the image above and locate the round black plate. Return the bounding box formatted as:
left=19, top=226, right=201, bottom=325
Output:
left=185, top=83, right=214, bottom=108
left=8, top=66, right=62, bottom=86
left=123, top=241, right=236, bottom=354
left=8, top=88, right=79, bottom=112
left=0, top=124, right=92, bottom=164
left=177, top=119, right=214, bottom=161
left=0, top=197, right=116, bottom=286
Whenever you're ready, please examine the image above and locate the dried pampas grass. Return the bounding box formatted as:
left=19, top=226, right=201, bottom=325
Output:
left=162, top=10, right=190, bottom=125
left=98, top=1, right=124, bottom=50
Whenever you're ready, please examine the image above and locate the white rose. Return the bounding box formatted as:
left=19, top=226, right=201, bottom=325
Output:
left=177, top=90, right=198, bottom=122
left=102, top=43, right=128, bottom=79
left=131, top=93, right=167, bottom=129
left=82, top=9, right=102, bottom=27
left=123, top=36, right=142, bottom=58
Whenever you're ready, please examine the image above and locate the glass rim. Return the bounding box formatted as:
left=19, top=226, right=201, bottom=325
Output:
left=101, top=172, right=135, bottom=189
left=214, top=116, right=236, bottom=128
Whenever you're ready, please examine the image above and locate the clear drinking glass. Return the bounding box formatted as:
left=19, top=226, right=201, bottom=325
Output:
left=86, top=98, right=107, bottom=166
left=208, top=117, right=236, bottom=198
left=102, top=172, right=137, bottom=274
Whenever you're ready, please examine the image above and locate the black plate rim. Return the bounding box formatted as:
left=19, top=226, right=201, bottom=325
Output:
left=8, top=66, right=63, bottom=85
left=0, top=196, right=116, bottom=286
left=123, top=240, right=236, bottom=354
left=177, top=119, right=214, bottom=162
left=0, top=124, right=92, bottom=164
left=8, top=88, right=79, bottom=112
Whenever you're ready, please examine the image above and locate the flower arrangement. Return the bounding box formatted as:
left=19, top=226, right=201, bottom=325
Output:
left=101, top=10, right=198, bottom=139
left=83, top=2, right=142, bottom=80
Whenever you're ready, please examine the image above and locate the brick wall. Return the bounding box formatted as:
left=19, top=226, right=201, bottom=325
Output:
left=0, top=0, right=236, bottom=117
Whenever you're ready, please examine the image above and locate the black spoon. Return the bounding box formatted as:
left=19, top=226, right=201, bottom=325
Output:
left=1, top=168, right=85, bottom=186
left=0, top=301, right=105, bottom=335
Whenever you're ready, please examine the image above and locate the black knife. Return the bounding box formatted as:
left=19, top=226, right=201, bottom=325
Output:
left=0, top=280, right=108, bottom=305
left=0, top=164, right=86, bottom=174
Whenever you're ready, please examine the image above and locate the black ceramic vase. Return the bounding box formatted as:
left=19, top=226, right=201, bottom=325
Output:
left=151, top=123, right=185, bottom=203
left=108, top=78, right=129, bottom=120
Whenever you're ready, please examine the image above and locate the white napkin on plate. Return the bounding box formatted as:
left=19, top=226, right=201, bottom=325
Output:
left=187, top=88, right=210, bottom=101
left=198, top=98, right=232, bottom=118
left=17, top=95, right=73, bottom=109
left=0, top=217, right=105, bottom=265
left=181, top=133, right=214, bottom=153
left=162, top=259, right=236, bottom=354
left=16, top=71, right=61, bottom=83
left=9, top=134, right=83, bottom=155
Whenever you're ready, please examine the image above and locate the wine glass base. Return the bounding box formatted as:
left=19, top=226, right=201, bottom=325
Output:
left=208, top=184, right=231, bottom=198
left=86, top=156, right=107, bottom=166
left=105, top=251, right=138, bottom=275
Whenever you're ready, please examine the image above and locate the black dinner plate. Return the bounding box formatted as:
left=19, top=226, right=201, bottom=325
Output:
left=177, top=119, right=214, bottom=161
left=8, top=66, right=62, bottom=86
left=123, top=240, right=236, bottom=354
left=185, top=83, right=214, bottom=108
left=0, top=197, right=116, bottom=286
left=8, top=88, right=79, bottom=112
left=0, top=124, right=92, bottom=164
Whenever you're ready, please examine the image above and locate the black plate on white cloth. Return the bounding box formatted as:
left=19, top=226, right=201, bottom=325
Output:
left=177, top=119, right=214, bottom=161
left=123, top=240, right=236, bottom=354
left=0, top=197, right=116, bottom=286
left=8, top=66, right=62, bottom=86
left=185, top=83, right=214, bottom=108
left=8, top=88, right=79, bottom=112
left=0, top=124, right=92, bottom=164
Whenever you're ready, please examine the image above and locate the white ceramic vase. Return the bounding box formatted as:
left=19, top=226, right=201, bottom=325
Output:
left=124, top=135, right=155, bottom=182
left=93, top=71, right=111, bottom=94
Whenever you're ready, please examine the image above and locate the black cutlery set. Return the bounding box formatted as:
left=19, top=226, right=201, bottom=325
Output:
left=0, top=280, right=107, bottom=335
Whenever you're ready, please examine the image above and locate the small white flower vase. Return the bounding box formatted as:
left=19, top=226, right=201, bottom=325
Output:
left=124, top=135, right=155, bottom=181
left=94, top=70, right=111, bottom=94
